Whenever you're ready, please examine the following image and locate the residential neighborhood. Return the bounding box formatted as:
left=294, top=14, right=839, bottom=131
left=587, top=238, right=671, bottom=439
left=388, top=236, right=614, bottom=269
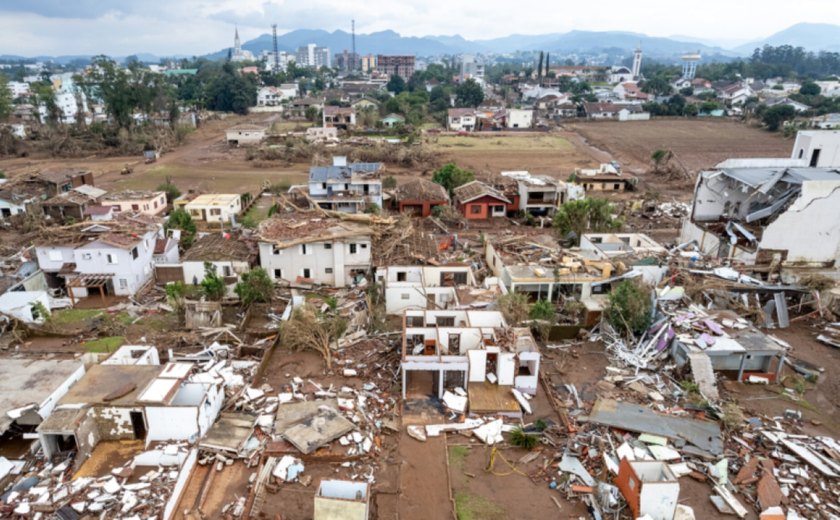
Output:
left=2, top=8, right=840, bottom=520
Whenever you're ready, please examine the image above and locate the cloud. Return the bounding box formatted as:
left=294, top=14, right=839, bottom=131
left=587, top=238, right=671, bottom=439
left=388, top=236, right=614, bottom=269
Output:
left=0, top=0, right=838, bottom=57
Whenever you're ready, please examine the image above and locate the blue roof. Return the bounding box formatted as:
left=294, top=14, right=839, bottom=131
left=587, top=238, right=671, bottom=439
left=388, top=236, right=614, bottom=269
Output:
left=310, top=163, right=383, bottom=182
left=310, top=166, right=351, bottom=182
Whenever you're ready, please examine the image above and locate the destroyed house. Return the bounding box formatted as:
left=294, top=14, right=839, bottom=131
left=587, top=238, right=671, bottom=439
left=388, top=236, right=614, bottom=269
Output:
left=176, top=232, right=255, bottom=288
left=0, top=183, right=44, bottom=219
left=377, top=265, right=475, bottom=315
left=301, top=157, right=383, bottom=213
left=40, top=185, right=107, bottom=222
left=681, top=164, right=840, bottom=266
left=671, top=321, right=787, bottom=385
left=0, top=359, right=86, bottom=451
left=393, top=178, right=449, bottom=217
left=501, top=171, right=584, bottom=215
left=580, top=233, right=666, bottom=260
left=453, top=181, right=512, bottom=220
left=400, top=310, right=540, bottom=403
left=485, top=235, right=617, bottom=301
left=34, top=214, right=165, bottom=301
left=38, top=361, right=222, bottom=461
left=322, top=106, right=356, bottom=129
left=257, top=215, right=372, bottom=287
left=37, top=169, right=95, bottom=197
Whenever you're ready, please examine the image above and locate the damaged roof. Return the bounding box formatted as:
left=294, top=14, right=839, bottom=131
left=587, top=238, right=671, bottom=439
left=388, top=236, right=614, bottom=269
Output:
left=257, top=215, right=371, bottom=246
left=395, top=179, right=449, bottom=202
left=58, top=365, right=162, bottom=407
left=0, top=358, right=84, bottom=434
left=182, top=233, right=255, bottom=262
left=453, top=181, right=511, bottom=204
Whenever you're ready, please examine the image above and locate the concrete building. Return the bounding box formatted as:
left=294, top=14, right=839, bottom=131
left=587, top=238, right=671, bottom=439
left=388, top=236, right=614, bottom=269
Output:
left=323, top=106, right=356, bottom=129
left=0, top=358, right=86, bottom=447
left=375, top=55, right=415, bottom=81
left=298, top=157, right=383, bottom=213
left=258, top=215, right=372, bottom=287
left=0, top=290, right=51, bottom=324
left=178, top=232, right=255, bottom=292
left=35, top=214, right=166, bottom=301
left=37, top=358, right=223, bottom=461
left=377, top=265, right=475, bottom=315
left=580, top=233, right=666, bottom=260
left=400, top=309, right=540, bottom=403
left=447, top=108, right=477, bottom=132
left=101, top=190, right=167, bottom=216
left=679, top=161, right=840, bottom=268
left=257, top=84, right=298, bottom=106
left=225, top=124, right=267, bottom=146
left=791, top=130, right=840, bottom=167
left=501, top=171, right=584, bottom=216
left=183, top=194, right=243, bottom=223
left=296, top=44, right=331, bottom=68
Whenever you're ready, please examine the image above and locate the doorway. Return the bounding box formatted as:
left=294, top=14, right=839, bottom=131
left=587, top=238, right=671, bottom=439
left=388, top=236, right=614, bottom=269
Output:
left=810, top=148, right=821, bottom=167
left=129, top=411, right=147, bottom=440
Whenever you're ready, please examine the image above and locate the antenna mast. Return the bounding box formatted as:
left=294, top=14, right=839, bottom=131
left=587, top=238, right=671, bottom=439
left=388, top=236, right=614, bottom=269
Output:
left=272, top=24, right=279, bottom=72
left=351, top=19, right=356, bottom=72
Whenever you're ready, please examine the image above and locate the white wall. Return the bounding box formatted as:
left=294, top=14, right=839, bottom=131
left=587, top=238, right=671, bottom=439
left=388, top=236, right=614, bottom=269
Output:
left=35, top=246, right=76, bottom=272
left=791, top=131, right=840, bottom=167
left=260, top=238, right=371, bottom=287
left=74, top=231, right=156, bottom=296
left=507, top=109, right=533, bottom=129
left=759, top=181, right=840, bottom=263
left=0, top=199, right=28, bottom=219
left=37, top=365, right=86, bottom=420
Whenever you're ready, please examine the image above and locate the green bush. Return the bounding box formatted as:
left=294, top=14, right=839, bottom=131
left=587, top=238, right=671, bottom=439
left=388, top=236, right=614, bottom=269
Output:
left=605, top=280, right=652, bottom=337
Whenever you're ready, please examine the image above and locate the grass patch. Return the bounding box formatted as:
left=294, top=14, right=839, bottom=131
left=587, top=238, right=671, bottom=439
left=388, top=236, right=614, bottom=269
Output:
left=454, top=492, right=504, bottom=520
left=83, top=336, right=125, bottom=353
left=49, top=308, right=103, bottom=327
left=449, top=445, right=469, bottom=469
left=432, top=134, right=573, bottom=152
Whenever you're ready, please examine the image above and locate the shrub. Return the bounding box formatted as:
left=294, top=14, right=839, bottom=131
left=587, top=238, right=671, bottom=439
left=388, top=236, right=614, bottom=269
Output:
left=234, top=268, right=274, bottom=306
left=605, top=280, right=652, bottom=337
left=509, top=426, right=540, bottom=449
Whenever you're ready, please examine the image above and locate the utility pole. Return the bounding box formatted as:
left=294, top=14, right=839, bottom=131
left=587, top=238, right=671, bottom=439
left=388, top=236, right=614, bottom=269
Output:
left=272, top=24, right=279, bottom=73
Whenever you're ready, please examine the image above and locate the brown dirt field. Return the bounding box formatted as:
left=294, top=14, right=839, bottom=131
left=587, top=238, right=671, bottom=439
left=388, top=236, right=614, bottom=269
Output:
left=399, top=433, right=455, bottom=519
left=566, top=119, right=792, bottom=198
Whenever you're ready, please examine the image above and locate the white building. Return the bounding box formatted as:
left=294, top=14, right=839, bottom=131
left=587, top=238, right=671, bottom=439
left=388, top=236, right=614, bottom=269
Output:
left=314, top=480, right=370, bottom=520
left=225, top=124, right=267, bottom=146
left=258, top=216, right=372, bottom=287
left=400, top=309, right=541, bottom=401
left=377, top=265, right=475, bottom=315
left=680, top=159, right=840, bottom=268
left=35, top=214, right=166, bottom=300
left=791, top=130, right=840, bottom=167
left=257, top=84, right=299, bottom=106
left=505, top=109, right=533, bottom=129
left=501, top=171, right=584, bottom=215
left=296, top=44, right=331, bottom=68
left=298, top=156, right=383, bottom=213
left=38, top=357, right=223, bottom=461
left=7, top=81, right=29, bottom=98
left=0, top=290, right=51, bottom=324
left=179, top=232, right=254, bottom=293
left=447, top=108, right=477, bottom=131
left=183, top=194, right=243, bottom=223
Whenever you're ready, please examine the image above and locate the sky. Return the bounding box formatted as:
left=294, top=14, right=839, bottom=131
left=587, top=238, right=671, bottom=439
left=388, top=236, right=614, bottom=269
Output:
left=1, top=0, right=839, bottom=57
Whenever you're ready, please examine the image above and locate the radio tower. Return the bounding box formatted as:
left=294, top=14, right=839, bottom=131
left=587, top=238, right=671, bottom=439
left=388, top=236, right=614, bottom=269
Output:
left=272, top=24, right=279, bottom=72
left=351, top=19, right=356, bottom=72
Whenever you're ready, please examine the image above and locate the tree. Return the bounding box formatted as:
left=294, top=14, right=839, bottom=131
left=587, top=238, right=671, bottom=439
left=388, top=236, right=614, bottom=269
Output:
left=382, top=175, right=397, bottom=189
left=553, top=198, right=622, bottom=245
left=432, top=163, right=475, bottom=195
left=799, top=81, right=821, bottom=96
left=455, top=79, right=484, bottom=108
left=641, top=76, right=673, bottom=97
left=537, top=51, right=544, bottom=80
left=429, top=85, right=450, bottom=113
left=29, top=81, right=60, bottom=124
left=165, top=208, right=197, bottom=248
left=679, top=86, right=694, bottom=97
left=200, top=262, right=226, bottom=301
left=0, top=74, right=12, bottom=120
left=386, top=74, right=406, bottom=95
left=280, top=304, right=347, bottom=368
left=234, top=267, right=274, bottom=306
left=762, top=104, right=796, bottom=131
left=544, top=53, right=550, bottom=78
left=605, top=280, right=653, bottom=337
left=497, top=292, right=529, bottom=326
left=157, top=180, right=181, bottom=204
left=529, top=299, right=555, bottom=321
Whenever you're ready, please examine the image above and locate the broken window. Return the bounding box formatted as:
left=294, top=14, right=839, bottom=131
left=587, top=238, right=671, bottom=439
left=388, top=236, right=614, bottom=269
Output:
left=324, top=243, right=332, bottom=249
left=349, top=243, right=357, bottom=254
left=301, top=244, right=309, bottom=255
left=302, top=268, right=312, bottom=279
left=131, top=247, right=139, bottom=259
left=396, top=272, right=407, bottom=281
left=107, top=253, right=118, bottom=264
left=274, top=269, right=283, bottom=279
left=325, top=268, right=333, bottom=274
